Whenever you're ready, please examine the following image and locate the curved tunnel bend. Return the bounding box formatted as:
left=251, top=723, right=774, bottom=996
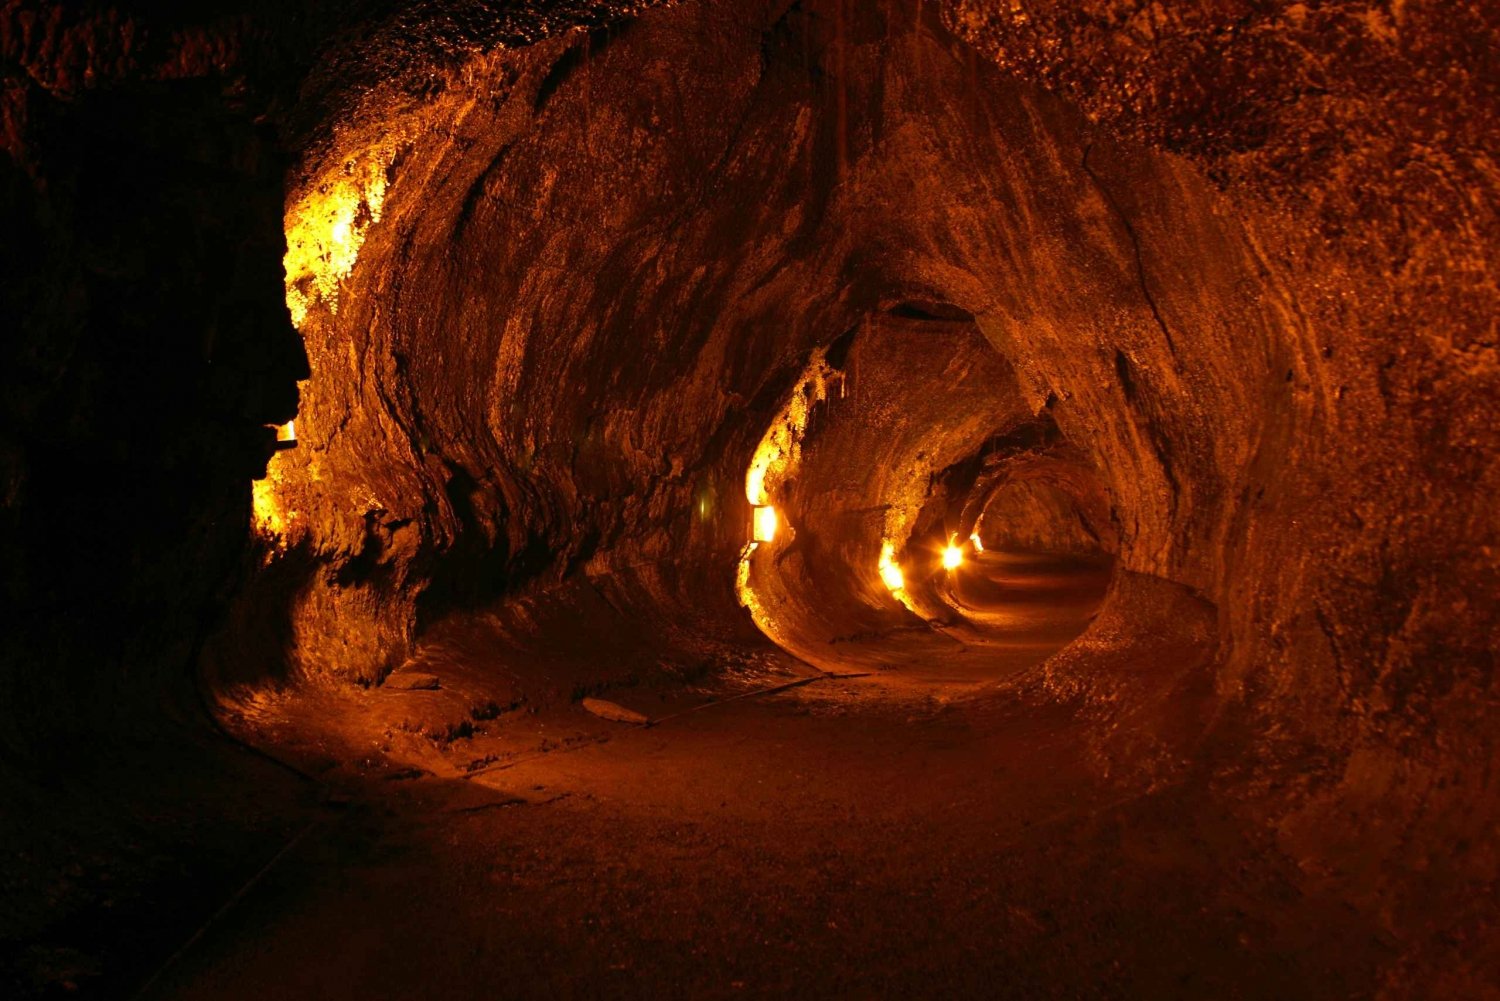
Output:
left=736, top=306, right=1119, bottom=684
left=241, top=0, right=1245, bottom=709
left=224, top=0, right=1278, bottom=876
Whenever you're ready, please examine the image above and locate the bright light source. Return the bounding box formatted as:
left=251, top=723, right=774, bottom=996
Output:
left=878, top=542, right=905, bottom=592
left=270, top=420, right=298, bottom=451
left=753, top=505, right=778, bottom=542
left=942, top=539, right=964, bottom=570
left=969, top=531, right=984, bottom=553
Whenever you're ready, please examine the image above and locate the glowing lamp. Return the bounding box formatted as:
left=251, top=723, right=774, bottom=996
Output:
left=878, top=542, right=905, bottom=592
left=753, top=505, right=778, bottom=542
left=271, top=420, right=298, bottom=451
left=942, top=540, right=964, bottom=570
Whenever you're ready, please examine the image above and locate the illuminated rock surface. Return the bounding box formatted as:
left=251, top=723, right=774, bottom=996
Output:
left=2, top=0, right=1496, bottom=997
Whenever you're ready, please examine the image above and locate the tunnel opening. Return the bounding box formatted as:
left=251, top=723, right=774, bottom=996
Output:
left=218, top=0, right=1223, bottom=737
left=125, top=0, right=1262, bottom=971
left=734, top=302, right=1121, bottom=685
left=933, top=470, right=1117, bottom=674
left=209, top=0, right=1241, bottom=788
left=973, top=478, right=1113, bottom=559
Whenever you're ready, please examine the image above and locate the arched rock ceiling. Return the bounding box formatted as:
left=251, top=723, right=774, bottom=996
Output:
left=256, top=0, right=1280, bottom=675
left=230, top=0, right=1498, bottom=882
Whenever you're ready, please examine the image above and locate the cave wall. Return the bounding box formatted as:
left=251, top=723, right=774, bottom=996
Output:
left=977, top=479, right=1106, bottom=556
left=946, top=4, right=1500, bottom=975
left=0, top=2, right=310, bottom=759
left=0, top=0, right=672, bottom=756
left=0, top=2, right=662, bottom=991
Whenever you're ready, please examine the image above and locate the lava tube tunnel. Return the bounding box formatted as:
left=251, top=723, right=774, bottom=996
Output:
left=3, top=0, right=1498, bottom=998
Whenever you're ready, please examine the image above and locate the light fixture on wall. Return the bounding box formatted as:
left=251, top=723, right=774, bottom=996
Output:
left=271, top=420, right=298, bottom=451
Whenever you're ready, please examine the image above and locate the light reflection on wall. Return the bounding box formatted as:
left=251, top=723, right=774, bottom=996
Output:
left=283, top=147, right=396, bottom=327
left=878, top=541, right=905, bottom=593
left=254, top=139, right=401, bottom=544
left=735, top=348, right=844, bottom=627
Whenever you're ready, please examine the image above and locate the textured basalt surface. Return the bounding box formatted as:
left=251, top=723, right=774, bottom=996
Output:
left=3, top=0, right=1496, bottom=996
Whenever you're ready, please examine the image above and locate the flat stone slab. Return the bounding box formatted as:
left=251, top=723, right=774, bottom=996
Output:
left=384, top=672, right=441, bottom=691
left=581, top=697, right=649, bottom=725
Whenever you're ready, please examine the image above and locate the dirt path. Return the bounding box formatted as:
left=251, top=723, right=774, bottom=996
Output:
left=143, top=677, right=1384, bottom=1000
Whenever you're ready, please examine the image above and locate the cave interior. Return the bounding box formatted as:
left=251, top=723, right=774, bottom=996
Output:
left=2, top=0, right=1498, bottom=997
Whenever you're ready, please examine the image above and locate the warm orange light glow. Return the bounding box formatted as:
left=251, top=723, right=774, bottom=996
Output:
left=254, top=411, right=306, bottom=543
left=252, top=476, right=288, bottom=539
left=744, top=347, right=844, bottom=507
left=283, top=146, right=394, bottom=326
left=879, top=542, right=905, bottom=592
left=942, top=538, right=964, bottom=570
left=969, top=531, right=984, bottom=553
left=753, top=505, right=778, bottom=542
left=737, top=349, right=846, bottom=638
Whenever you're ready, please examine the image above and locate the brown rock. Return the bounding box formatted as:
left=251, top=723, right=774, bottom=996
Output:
left=383, top=672, right=440, bottom=692
left=581, top=698, right=649, bottom=726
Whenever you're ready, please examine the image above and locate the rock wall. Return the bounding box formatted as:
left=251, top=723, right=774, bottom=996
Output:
left=946, top=4, right=1500, bottom=984
left=977, top=479, right=1107, bottom=556
left=0, top=0, right=307, bottom=758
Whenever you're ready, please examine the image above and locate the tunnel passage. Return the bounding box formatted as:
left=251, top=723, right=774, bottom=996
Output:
left=973, top=479, right=1110, bottom=557
left=2, top=0, right=1495, bottom=994
left=195, top=0, right=1300, bottom=800
left=224, top=0, right=1275, bottom=712
left=171, top=1, right=1499, bottom=990
left=736, top=306, right=1118, bottom=682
